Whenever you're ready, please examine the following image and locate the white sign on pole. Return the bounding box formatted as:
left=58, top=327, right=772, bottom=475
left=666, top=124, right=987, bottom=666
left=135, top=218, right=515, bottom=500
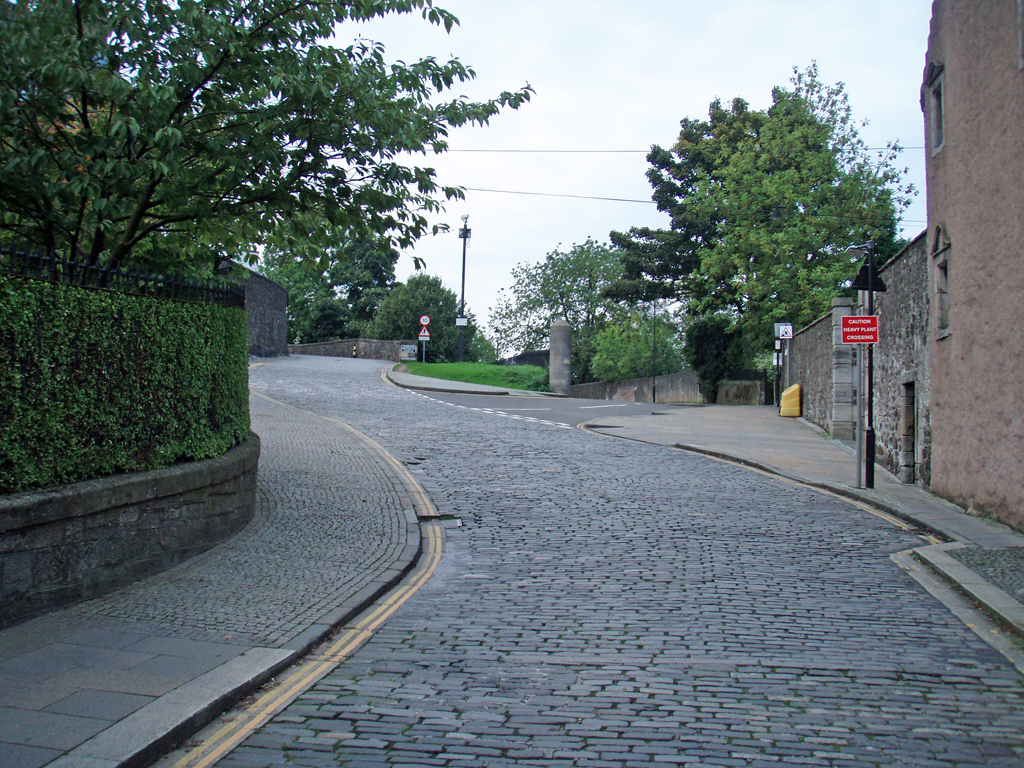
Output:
left=775, top=322, right=793, bottom=339
left=418, top=326, right=430, bottom=340
left=455, top=317, right=468, bottom=327
left=419, top=315, right=431, bottom=326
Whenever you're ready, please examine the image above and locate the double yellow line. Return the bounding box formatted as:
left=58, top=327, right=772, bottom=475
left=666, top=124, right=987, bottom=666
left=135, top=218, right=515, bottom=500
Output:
left=175, top=521, right=443, bottom=768
left=176, top=391, right=445, bottom=768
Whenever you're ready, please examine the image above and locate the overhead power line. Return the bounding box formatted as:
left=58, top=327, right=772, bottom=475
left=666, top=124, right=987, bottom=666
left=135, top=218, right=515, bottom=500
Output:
left=463, top=187, right=654, bottom=204
left=461, top=186, right=927, bottom=225
left=449, top=147, right=925, bottom=154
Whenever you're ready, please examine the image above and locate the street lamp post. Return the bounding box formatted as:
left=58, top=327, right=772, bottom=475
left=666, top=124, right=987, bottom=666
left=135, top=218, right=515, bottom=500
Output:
left=849, top=240, right=886, bottom=489
left=458, top=215, right=471, bottom=362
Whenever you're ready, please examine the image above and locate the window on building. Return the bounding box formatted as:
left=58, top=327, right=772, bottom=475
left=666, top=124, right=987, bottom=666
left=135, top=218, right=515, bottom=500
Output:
left=1018, top=0, right=1024, bottom=70
left=932, top=229, right=951, bottom=338
left=931, top=78, right=945, bottom=152
left=924, top=62, right=945, bottom=154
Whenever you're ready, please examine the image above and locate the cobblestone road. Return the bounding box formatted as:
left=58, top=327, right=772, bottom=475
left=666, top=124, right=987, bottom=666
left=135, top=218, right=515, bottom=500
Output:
left=239, top=356, right=1024, bottom=767
left=59, top=385, right=412, bottom=648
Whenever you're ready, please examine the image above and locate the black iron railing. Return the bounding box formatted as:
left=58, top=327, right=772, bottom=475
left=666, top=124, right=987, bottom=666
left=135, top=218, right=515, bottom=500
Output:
left=0, top=245, right=245, bottom=308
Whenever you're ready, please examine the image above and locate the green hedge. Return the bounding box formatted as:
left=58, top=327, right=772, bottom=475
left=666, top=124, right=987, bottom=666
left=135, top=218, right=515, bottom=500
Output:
left=0, top=274, right=250, bottom=494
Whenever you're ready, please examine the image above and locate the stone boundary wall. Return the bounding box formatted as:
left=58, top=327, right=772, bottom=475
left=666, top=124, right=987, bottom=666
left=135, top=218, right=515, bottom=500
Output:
left=788, top=311, right=834, bottom=432
left=786, top=234, right=931, bottom=486
left=571, top=370, right=702, bottom=404
left=867, top=232, right=931, bottom=485
left=239, top=269, right=289, bottom=357
left=0, top=435, right=260, bottom=628
left=717, top=380, right=765, bottom=406
left=289, top=338, right=414, bottom=362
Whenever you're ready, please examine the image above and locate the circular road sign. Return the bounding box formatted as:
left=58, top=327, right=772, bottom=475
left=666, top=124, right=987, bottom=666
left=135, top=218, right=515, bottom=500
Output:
left=419, top=315, right=430, bottom=326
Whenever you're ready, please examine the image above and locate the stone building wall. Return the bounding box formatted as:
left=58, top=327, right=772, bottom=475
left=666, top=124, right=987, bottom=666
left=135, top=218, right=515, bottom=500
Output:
left=923, top=0, right=1024, bottom=528
left=240, top=269, right=288, bottom=357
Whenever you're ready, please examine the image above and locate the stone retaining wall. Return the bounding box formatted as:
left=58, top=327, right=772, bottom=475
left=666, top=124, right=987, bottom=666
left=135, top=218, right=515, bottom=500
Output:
left=870, top=232, right=931, bottom=485
left=717, top=380, right=764, bottom=406
left=571, top=370, right=702, bottom=404
left=788, top=310, right=835, bottom=432
left=289, top=338, right=414, bottom=362
left=0, top=435, right=260, bottom=628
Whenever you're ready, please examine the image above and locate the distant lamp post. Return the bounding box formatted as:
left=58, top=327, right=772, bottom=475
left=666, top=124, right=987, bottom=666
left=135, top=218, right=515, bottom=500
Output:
left=458, top=215, right=471, bottom=362
left=651, top=298, right=658, bottom=404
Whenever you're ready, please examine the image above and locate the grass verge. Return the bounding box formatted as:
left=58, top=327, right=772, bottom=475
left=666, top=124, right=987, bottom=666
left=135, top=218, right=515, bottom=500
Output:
left=401, top=362, right=550, bottom=392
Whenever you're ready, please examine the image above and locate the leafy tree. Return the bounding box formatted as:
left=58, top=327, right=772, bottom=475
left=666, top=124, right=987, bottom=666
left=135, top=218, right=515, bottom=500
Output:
left=369, top=273, right=478, bottom=362
left=262, top=239, right=399, bottom=343
left=609, top=64, right=912, bottom=352
left=590, top=311, right=684, bottom=382
left=683, top=315, right=745, bottom=403
left=0, top=0, right=531, bottom=272
left=489, top=238, right=626, bottom=383
left=466, top=331, right=497, bottom=364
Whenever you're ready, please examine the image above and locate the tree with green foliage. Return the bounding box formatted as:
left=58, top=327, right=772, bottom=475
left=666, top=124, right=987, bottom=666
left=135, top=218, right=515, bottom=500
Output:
left=465, top=331, right=497, bottom=364
left=369, top=273, right=478, bottom=362
left=0, top=0, right=530, bottom=273
left=609, top=64, right=912, bottom=353
left=683, top=314, right=745, bottom=403
left=590, top=311, right=685, bottom=383
left=262, top=239, right=398, bottom=343
left=489, top=239, right=626, bottom=383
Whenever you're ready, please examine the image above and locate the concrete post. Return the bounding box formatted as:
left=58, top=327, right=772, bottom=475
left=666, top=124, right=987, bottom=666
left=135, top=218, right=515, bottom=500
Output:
left=830, top=297, right=856, bottom=440
left=549, top=319, right=572, bottom=395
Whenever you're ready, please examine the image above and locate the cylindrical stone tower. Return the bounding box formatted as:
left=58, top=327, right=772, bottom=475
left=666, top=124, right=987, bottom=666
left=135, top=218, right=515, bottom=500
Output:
left=549, top=318, right=572, bottom=396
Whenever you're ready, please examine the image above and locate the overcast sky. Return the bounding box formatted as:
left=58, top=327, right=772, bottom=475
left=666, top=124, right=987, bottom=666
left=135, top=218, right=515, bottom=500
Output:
left=353, top=1, right=934, bottom=339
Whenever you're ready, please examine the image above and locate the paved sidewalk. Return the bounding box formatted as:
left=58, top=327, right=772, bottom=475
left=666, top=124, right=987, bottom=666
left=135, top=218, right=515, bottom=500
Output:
left=585, top=404, right=1024, bottom=639
left=387, top=366, right=557, bottom=397
left=0, top=391, right=425, bottom=768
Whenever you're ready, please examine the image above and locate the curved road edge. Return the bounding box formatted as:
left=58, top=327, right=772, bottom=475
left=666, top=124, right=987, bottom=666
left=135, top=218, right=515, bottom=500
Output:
left=50, top=391, right=438, bottom=768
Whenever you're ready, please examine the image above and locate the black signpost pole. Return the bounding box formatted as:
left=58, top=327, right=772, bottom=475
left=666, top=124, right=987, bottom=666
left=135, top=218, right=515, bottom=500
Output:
left=458, top=216, right=470, bottom=362
left=863, top=243, right=878, bottom=489
left=849, top=241, right=885, bottom=489
left=865, top=280, right=876, bottom=487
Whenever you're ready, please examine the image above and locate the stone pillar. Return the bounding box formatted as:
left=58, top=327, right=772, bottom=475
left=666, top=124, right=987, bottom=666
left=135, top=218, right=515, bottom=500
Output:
left=549, top=319, right=572, bottom=395
left=830, top=297, right=856, bottom=440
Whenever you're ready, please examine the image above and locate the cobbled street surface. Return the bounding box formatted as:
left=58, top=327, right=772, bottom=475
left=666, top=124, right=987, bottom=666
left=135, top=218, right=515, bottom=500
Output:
left=47, top=386, right=411, bottom=648
left=239, top=356, right=1024, bottom=767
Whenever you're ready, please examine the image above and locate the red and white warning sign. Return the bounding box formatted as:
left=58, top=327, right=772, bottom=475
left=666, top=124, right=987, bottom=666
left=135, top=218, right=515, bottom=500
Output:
left=841, top=315, right=879, bottom=344
left=418, top=326, right=430, bottom=340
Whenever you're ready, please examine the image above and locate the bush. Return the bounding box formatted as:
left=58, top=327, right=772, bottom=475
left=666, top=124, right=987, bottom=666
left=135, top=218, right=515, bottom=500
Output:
left=0, top=274, right=249, bottom=493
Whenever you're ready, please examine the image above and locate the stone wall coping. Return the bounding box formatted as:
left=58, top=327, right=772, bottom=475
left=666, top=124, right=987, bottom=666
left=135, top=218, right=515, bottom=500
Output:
left=0, top=434, right=260, bottom=534
left=879, top=229, right=927, bottom=274
left=289, top=338, right=416, bottom=348
left=793, top=310, right=831, bottom=338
